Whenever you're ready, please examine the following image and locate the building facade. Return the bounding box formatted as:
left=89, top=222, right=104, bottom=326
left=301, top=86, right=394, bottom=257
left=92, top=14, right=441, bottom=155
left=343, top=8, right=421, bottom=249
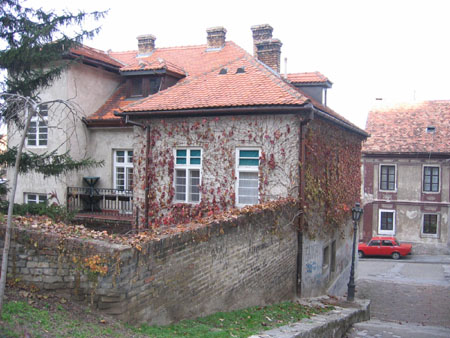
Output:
left=362, top=101, right=450, bottom=254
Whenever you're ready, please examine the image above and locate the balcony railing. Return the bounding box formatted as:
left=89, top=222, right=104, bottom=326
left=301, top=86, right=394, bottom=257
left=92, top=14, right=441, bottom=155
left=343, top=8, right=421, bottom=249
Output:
left=67, top=186, right=133, bottom=216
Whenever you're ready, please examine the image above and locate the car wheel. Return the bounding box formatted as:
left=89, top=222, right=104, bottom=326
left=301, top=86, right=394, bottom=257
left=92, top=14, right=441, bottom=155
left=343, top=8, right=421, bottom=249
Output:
left=358, top=251, right=364, bottom=258
left=392, top=252, right=400, bottom=260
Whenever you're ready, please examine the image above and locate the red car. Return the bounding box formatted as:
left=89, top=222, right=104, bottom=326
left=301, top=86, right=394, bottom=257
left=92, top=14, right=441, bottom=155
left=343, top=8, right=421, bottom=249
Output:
left=358, top=236, right=412, bottom=260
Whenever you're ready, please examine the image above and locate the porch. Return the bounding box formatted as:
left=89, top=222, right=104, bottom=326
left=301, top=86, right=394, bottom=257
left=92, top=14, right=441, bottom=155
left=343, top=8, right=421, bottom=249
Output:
left=67, top=186, right=134, bottom=227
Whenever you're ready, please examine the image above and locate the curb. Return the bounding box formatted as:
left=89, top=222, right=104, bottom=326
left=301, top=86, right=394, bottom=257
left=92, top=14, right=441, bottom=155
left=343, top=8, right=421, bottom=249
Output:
left=249, top=298, right=370, bottom=338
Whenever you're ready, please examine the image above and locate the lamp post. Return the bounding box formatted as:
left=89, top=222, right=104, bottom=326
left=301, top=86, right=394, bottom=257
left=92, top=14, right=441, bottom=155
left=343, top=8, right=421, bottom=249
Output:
left=347, top=202, right=363, bottom=302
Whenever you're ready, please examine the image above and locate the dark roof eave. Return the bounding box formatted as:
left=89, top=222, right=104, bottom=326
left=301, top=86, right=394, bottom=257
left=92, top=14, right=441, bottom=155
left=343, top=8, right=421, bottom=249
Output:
left=118, top=104, right=368, bottom=137
left=363, top=151, right=450, bottom=159
left=64, top=53, right=121, bottom=73
left=83, top=117, right=128, bottom=128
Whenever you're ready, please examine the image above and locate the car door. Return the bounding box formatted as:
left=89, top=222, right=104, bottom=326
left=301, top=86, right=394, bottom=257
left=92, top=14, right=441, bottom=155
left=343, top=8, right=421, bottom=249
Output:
left=366, top=240, right=381, bottom=255
left=381, top=239, right=394, bottom=256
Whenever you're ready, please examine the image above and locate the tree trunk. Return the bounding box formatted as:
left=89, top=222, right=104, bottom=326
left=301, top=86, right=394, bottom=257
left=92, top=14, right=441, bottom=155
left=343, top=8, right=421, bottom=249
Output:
left=0, top=102, right=36, bottom=315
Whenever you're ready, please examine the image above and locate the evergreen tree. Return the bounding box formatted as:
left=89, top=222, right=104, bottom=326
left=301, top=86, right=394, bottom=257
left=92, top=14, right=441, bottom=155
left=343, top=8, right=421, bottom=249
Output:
left=0, top=0, right=107, bottom=314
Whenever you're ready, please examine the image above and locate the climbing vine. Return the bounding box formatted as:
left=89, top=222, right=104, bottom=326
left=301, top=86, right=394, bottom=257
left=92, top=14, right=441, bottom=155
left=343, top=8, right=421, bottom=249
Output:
left=133, top=114, right=300, bottom=229
left=303, top=118, right=362, bottom=236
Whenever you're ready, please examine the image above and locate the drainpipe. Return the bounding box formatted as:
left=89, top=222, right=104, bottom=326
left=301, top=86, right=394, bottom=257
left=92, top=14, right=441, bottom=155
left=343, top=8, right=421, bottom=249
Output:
left=296, top=104, right=315, bottom=296
left=117, top=113, right=150, bottom=229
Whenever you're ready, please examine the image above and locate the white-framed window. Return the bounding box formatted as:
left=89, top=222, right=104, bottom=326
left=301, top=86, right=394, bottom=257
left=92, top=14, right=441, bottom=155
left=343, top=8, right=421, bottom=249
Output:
left=26, top=104, right=48, bottom=147
left=378, top=209, right=396, bottom=235
left=423, top=166, right=440, bottom=193
left=174, top=148, right=202, bottom=203
left=114, top=150, right=133, bottom=191
left=379, top=164, right=396, bottom=191
left=422, top=213, right=439, bottom=238
left=236, top=148, right=260, bottom=206
left=25, top=193, right=47, bottom=204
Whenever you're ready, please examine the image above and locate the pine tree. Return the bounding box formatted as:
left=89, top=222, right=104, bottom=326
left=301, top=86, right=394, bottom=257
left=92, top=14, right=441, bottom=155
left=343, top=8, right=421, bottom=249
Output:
left=0, top=0, right=107, bottom=314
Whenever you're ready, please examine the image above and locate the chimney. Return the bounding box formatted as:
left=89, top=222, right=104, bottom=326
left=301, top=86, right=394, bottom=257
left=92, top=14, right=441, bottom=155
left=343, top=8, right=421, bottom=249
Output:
left=137, top=34, right=156, bottom=56
left=255, top=39, right=283, bottom=73
left=206, top=27, right=227, bottom=49
left=251, top=24, right=273, bottom=56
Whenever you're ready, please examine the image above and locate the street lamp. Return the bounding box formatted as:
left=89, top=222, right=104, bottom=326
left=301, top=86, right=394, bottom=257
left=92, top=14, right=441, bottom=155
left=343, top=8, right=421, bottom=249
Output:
left=347, top=202, right=363, bottom=302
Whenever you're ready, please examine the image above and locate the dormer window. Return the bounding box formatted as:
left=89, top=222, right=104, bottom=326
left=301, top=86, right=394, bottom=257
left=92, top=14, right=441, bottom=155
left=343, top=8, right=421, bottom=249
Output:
left=131, top=78, right=143, bottom=97
left=426, top=126, right=436, bottom=133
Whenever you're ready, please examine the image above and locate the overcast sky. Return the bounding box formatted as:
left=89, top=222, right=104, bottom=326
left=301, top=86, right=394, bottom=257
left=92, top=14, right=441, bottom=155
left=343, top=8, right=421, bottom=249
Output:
left=27, top=0, right=450, bottom=129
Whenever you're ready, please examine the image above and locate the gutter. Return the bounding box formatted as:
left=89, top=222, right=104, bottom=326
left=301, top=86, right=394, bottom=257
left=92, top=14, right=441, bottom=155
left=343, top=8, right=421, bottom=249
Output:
left=116, top=113, right=150, bottom=229
left=119, top=104, right=368, bottom=138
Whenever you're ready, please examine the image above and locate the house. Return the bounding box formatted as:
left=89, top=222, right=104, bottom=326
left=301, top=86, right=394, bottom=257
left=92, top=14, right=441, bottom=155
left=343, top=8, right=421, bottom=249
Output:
left=362, top=100, right=450, bottom=255
left=7, top=24, right=367, bottom=296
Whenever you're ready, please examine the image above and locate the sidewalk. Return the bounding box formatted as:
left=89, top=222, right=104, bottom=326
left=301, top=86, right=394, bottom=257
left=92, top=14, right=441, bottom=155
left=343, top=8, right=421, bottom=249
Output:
left=360, top=254, right=450, bottom=264
left=249, top=296, right=370, bottom=338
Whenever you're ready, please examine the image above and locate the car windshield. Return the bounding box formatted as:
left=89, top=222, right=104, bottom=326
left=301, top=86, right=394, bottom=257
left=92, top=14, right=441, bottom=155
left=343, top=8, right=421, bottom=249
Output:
left=394, top=237, right=400, bottom=245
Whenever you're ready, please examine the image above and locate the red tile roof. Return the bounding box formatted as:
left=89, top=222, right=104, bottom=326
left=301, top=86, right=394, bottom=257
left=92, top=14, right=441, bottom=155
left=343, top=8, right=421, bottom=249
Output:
left=287, top=71, right=331, bottom=85
left=85, top=41, right=364, bottom=135
left=70, top=45, right=123, bottom=68
left=363, top=100, right=450, bottom=154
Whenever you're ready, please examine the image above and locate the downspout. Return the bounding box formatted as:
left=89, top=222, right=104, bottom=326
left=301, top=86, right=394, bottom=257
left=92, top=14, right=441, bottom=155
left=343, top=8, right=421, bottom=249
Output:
left=296, top=105, right=314, bottom=296
left=119, top=114, right=150, bottom=229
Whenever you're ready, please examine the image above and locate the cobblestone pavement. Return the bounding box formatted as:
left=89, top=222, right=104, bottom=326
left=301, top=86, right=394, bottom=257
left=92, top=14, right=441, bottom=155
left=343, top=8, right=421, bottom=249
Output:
left=345, top=257, right=450, bottom=337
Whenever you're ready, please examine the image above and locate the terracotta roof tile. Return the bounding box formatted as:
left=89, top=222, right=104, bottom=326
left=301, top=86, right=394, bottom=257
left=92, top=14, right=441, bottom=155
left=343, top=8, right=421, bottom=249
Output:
left=70, top=45, right=123, bottom=68
left=287, top=71, right=331, bottom=84
left=120, top=58, right=186, bottom=76
left=87, top=83, right=129, bottom=120
left=363, top=100, right=450, bottom=154
left=123, top=55, right=308, bottom=112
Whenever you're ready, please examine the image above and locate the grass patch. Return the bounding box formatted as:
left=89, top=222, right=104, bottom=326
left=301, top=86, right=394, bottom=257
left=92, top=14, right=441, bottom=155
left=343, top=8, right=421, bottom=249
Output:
left=1, top=298, right=331, bottom=337
left=134, top=301, right=331, bottom=337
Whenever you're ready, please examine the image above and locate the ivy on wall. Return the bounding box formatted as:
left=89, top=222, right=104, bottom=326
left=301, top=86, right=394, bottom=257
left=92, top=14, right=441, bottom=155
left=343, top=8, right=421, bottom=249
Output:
left=303, top=118, right=362, bottom=236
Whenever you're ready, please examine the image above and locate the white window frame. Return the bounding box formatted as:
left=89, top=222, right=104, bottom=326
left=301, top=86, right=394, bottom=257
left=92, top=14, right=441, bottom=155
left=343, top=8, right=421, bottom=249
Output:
left=235, top=148, right=260, bottom=207
left=422, top=165, right=440, bottom=193
left=379, top=164, right=397, bottom=192
left=26, top=104, right=48, bottom=148
left=378, top=209, right=396, bottom=235
left=113, top=150, right=133, bottom=191
left=421, top=213, right=440, bottom=238
left=173, top=148, right=202, bottom=204
left=25, top=193, right=47, bottom=204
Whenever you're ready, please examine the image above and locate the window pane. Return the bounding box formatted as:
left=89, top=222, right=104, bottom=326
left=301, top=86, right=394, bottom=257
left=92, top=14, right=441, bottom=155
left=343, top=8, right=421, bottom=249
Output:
left=240, top=150, right=259, bottom=158
left=127, top=151, right=133, bottom=163
left=116, top=167, right=125, bottom=190
left=381, top=212, right=393, bottom=231
left=380, top=165, right=395, bottom=191
left=423, top=214, right=437, bottom=234
left=127, top=167, right=133, bottom=190
left=239, top=158, right=259, bottom=166
left=175, top=169, right=186, bottom=201
left=238, top=171, right=258, bottom=205
left=190, top=150, right=201, bottom=157
left=116, top=151, right=125, bottom=163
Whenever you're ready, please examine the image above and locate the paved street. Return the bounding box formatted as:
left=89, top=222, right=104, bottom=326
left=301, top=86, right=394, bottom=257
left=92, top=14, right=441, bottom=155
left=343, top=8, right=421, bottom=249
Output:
left=345, top=255, right=450, bottom=337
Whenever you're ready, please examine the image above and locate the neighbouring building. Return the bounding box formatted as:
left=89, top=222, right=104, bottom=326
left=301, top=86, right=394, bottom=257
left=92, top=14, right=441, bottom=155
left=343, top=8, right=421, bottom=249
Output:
left=362, top=100, right=450, bottom=255
left=7, top=24, right=367, bottom=297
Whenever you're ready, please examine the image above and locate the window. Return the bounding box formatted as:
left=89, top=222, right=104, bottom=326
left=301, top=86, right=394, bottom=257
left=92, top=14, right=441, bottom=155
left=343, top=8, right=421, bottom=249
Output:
left=236, top=149, right=260, bottom=206
left=423, top=166, right=439, bottom=192
left=382, top=240, right=393, bottom=246
left=330, top=240, right=336, bottom=273
left=174, top=148, right=201, bottom=203
left=380, top=165, right=396, bottom=191
left=368, top=240, right=381, bottom=246
left=422, top=214, right=439, bottom=237
left=130, top=78, right=143, bottom=97
left=322, top=245, right=330, bottom=270
left=25, top=193, right=47, bottom=204
left=27, top=104, right=48, bottom=147
left=114, top=150, right=133, bottom=191
left=379, top=209, right=395, bottom=235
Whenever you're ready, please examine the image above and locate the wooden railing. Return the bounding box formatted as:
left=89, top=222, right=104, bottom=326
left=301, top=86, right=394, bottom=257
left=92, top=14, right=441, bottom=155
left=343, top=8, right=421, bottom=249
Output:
left=67, top=187, right=133, bottom=215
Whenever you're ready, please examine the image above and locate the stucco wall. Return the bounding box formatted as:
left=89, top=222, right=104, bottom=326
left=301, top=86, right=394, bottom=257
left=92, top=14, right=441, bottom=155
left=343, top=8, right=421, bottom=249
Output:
left=7, top=63, right=122, bottom=203
left=132, top=114, right=300, bottom=227
left=362, top=156, right=450, bottom=254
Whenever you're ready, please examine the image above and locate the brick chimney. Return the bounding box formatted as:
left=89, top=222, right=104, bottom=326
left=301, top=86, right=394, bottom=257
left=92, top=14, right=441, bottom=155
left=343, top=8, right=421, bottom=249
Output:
left=206, top=27, right=227, bottom=49
left=255, top=39, right=283, bottom=73
left=137, top=34, right=156, bottom=56
left=251, top=24, right=273, bottom=56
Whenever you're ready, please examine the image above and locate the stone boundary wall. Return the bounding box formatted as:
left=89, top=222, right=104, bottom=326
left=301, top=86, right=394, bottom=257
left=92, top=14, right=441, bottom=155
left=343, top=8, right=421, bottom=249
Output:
left=0, top=202, right=299, bottom=325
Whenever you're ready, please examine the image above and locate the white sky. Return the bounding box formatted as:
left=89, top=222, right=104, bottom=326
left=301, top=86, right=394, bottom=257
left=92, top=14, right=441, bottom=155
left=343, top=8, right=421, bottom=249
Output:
left=26, top=0, right=450, bottom=129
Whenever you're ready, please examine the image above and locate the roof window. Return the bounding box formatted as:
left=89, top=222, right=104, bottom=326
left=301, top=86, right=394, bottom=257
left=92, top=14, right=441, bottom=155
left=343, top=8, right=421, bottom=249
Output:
left=236, top=67, right=245, bottom=74
left=219, top=68, right=228, bottom=75
left=426, top=126, right=436, bottom=133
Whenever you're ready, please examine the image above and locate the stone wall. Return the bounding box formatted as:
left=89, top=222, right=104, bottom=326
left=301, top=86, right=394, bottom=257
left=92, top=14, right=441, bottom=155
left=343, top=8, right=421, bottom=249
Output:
left=1, top=201, right=299, bottom=325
